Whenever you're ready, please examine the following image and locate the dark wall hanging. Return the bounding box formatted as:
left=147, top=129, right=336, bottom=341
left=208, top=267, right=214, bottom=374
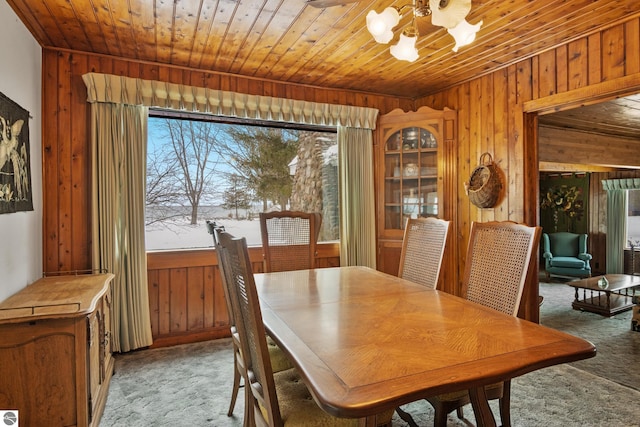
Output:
left=0, top=91, right=33, bottom=214
left=540, top=173, right=589, bottom=235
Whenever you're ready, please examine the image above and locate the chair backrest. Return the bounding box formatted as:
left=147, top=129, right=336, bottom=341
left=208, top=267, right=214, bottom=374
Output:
left=545, top=232, right=585, bottom=257
left=398, top=217, right=450, bottom=289
left=206, top=220, right=236, bottom=325
left=463, top=221, right=542, bottom=316
left=213, top=227, right=284, bottom=427
left=259, top=210, right=322, bottom=272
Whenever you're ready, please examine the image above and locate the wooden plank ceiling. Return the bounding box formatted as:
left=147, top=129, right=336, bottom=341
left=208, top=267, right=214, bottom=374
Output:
left=539, top=93, right=640, bottom=140
left=6, top=0, right=640, bottom=99
left=538, top=93, right=640, bottom=171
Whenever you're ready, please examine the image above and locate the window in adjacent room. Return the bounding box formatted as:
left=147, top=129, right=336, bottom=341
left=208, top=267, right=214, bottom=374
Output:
left=145, top=111, right=338, bottom=250
left=627, top=189, right=640, bottom=247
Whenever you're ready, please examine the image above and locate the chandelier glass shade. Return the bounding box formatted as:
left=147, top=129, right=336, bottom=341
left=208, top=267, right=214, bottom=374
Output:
left=448, top=18, right=483, bottom=52
left=390, top=28, right=419, bottom=62
left=366, top=0, right=482, bottom=61
left=366, top=7, right=401, bottom=44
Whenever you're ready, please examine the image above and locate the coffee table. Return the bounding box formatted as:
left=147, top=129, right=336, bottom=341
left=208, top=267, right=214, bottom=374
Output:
left=567, top=274, right=640, bottom=316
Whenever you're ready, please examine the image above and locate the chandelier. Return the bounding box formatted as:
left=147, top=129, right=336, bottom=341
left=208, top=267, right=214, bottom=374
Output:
left=366, top=0, right=483, bottom=62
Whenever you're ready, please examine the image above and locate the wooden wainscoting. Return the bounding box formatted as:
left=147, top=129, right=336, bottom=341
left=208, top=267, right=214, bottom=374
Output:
left=146, top=243, right=340, bottom=348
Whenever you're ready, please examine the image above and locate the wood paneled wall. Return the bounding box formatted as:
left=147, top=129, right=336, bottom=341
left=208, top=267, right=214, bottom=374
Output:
left=41, top=49, right=412, bottom=275
left=146, top=243, right=340, bottom=347
left=416, top=16, right=640, bottom=322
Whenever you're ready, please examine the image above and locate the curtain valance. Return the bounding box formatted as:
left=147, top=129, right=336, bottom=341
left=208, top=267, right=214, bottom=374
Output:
left=82, top=73, right=378, bottom=129
left=602, top=178, right=640, bottom=191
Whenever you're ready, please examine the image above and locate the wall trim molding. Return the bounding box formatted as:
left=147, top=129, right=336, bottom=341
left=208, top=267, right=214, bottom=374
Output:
left=523, top=74, right=640, bottom=115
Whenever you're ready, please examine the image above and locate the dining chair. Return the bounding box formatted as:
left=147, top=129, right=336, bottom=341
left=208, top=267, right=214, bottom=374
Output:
left=206, top=221, right=292, bottom=420
left=394, top=217, right=451, bottom=425
left=213, top=227, right=394, bottom=426
left=397, top=217, right=450, bottom=289
left=424, top=220, right=542, bottom=427
left=259, top=211, right=322, bottom=272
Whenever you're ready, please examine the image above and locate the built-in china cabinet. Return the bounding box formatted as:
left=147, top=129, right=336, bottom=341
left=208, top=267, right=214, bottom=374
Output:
left=375, top=106, right=457, bottom=276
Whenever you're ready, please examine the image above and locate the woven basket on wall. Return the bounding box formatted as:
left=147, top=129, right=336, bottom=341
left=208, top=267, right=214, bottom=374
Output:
left=464, top=152, right=502, bottom=208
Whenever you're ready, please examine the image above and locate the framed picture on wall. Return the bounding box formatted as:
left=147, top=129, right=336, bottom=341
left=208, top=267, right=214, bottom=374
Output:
left=0, top=91, right=32, bottom=214
left=540, top=173, right=589, bottom=235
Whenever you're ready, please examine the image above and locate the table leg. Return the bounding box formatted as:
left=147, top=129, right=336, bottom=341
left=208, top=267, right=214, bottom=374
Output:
left=469, top=385, right=497, bottom=427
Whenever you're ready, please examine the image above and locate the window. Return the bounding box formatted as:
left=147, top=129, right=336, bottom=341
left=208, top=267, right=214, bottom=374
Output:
left=145, top=112, right=338, bottom=250
left=628, top=189, right=640, bottom=247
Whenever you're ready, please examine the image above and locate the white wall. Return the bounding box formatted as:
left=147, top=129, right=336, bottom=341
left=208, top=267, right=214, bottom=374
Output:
left=0, top=1, right=42, bottom=301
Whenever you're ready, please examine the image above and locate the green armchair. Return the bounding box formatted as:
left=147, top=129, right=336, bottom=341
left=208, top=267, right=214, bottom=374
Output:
left=542, top=232, right=592, bottom=280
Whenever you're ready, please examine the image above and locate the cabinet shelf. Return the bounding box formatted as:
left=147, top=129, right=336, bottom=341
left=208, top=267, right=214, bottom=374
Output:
left=380, top=121, right=439, bottom=228
left=385, top=148, right=438, bottom=154
left=385, top=175, right=437, bottom=180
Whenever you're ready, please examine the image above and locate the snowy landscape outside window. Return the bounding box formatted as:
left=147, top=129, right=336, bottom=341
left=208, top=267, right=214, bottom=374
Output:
left=627, top=189, right=640, bottom=248
left=145, top=113, right=338, bottom=250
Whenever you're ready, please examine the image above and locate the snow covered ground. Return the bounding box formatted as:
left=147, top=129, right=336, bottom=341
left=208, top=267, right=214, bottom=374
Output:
left=145, top=204, right=265, bottom=250
left=146, top=218, right=263, bottom=250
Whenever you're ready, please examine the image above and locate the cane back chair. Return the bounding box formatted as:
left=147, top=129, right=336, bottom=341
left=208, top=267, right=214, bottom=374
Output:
left=213, top=227, right=394, bottom=426
left=398, top=217, right=451, bottom=289
left=424, top=220, right=542, bottom=427
left=206, top=221, right=291, bottom=420
left=259, top=211, right=321, bottom=272
left=394, top=217, right=451, bottom=425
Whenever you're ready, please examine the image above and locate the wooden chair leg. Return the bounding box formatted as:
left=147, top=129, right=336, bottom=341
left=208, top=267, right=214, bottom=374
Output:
left=243, top=379, right=253, bottom=427
left=498, top=380, right=512, bottom=427
left=228, top=353, right=241, bottom=416
left=395, top=407, right=419, bottom=427
left=433, top=407, right=449, bottom=427
left=456, top=406, right=464, bottom=419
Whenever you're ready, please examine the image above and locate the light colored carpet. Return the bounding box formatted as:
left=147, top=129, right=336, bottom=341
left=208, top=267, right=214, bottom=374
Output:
left=538, top=280, right=639, bottom=392
left=100, top=282, right=640, bottom=426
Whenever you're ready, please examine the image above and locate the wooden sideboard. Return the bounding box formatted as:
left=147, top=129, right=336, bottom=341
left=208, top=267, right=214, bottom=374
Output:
left=0, top=273, right=115, bottom=427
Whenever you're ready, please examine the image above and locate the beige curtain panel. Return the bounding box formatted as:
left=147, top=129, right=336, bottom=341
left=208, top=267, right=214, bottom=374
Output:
left=82, top=73, right=378, bottom=129
left=89, top=102, right=153, bottom=352
left=338, top=127, right=377, bottom=268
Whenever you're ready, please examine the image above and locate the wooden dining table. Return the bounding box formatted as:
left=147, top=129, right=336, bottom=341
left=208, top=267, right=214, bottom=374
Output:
left=253, top=266, right=596, bottom=427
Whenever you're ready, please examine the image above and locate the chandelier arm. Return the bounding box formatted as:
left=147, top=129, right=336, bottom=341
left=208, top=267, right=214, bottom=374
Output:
left=389, top=0, right=432, bottom=18
left=396, top=4, right=414, bottom=14
left=413, top=0, right=432, bottom=17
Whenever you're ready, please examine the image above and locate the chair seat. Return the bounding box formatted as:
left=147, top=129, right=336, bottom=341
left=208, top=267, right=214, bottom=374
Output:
left=267, top=335, right=294, bottom=372
left=549, top=256, right=587, bottom=269
left=263, top=368, right=394, bottom=426
left=271, top=368, right=359, bottom=426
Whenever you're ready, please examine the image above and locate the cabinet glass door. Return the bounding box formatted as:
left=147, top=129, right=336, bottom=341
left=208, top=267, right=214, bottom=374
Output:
left=383, top=126, right=438, bottom=230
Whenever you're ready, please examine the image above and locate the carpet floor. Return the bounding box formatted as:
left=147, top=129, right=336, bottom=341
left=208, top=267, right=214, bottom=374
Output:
left=100, top=281, right=640, bottom=426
